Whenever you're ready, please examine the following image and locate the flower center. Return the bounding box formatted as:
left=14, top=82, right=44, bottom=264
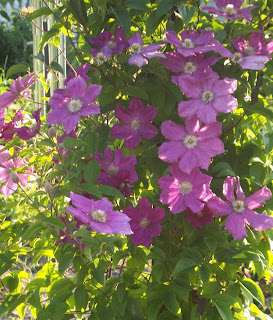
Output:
left=179, top=181, right=193, bottom=195
left=96, top=52, right=107, bottom=64
left=232, top=200, right=245, bottom=213
left=107, top=40, right=116, bottom=49
left=197, top=211, right=203, bottom=217
left=181, top=38, right=195, bottom=49
left=107, top=164, right=119, bottom=175
left=245, top=46, right=255, bottom=56
left=139, top=218, right=150, bottom=228
left=183, top=62, right=197, bottom=74
left=201, top=90, right=214, bottom=103
left=90, top=209, right=108, bottom=223
left=233, top=52, right=243, bottom=63
left=67, top=98, right=83, bottom=113
left=131, top=43, right=142, bottom=54
left=130, top=118, right=141, bottom=130
left=222, top=4, right=237, bottom=15
left=183, top=135, right=198, bottom=149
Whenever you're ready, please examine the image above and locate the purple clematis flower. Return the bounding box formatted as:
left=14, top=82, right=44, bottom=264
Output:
left=16, top=108, right=41, bottom=140
left=165, top=30, right=232, bottom=58
left=158, top=117, right=224, bottom=174
left=91, top=46, right=113, bottom=65
left=128, top=32, right=166, bottom=68
left=208, top=177, right=273, bottom=240
left=158, top=163, right=212, bottom=214
left=124, top=197, right=165, bottom=248
left=66, top=192, right=132, bottom=235
left=0, top=72, right=37, bottom=108
left=202, top=0, right=256, bottom=21
left=178, top=74, right=238, bottom=123
left=64, top=63, right=90, bottom=86
left=106, top=169, right=134, bottom=198
left=110, top=98, right=158, bottom=150
left=0, top=109, right=24, bottom=141
left=186, top=204, right=214, bottom=228
left=47, top=76, right=102, bottom=133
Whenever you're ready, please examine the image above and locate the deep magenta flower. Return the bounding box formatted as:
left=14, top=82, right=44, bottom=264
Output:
left=52, top=129, right=77, bottom=164
left=66, top=192, right=132, bottom=235
left=0, top=109, right=23, bottom=141
left=178, top=74, right=238, bottom=123
left=158, top=163, right=212, bottom=214
left=0, top=72, right=37, bottom=108
left=64, top=63, right=90, bottom=86
left=202, top=0, right=256, bottom=21
left=124, top=197, right=165, bottom=248
left=47, top=76, right=102, bottom=133
left=110, top=98, right=158, bottom=150
left=208, top=177, right=273, bottom=240
left=231, top=32, right=273, bottom=70
left=106, top=170, right=134, bottom=198
left=94, top=147, right=138, bottom=184
left=186, top=204, right=214, bottom=228
left=16, top=108, right=41, bottom=140
left=0, top=147, right=32, bottom=197
left=159, top=117, right=224, bottom=174
left=90, top=28, right=129, bottom=55
left=128, top=32, right=166, bottom=68
left=165, top=30, right=232, bottom=58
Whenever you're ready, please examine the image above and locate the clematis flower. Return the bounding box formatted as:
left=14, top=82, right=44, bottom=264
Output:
left=165, top=30, right=232, bottom=58
left=47, top=76, right=102, bottom=133
left=64, top=63, right=90, bottom=86
left=124, top=197, right=165, bottom=248
left=91, top=46, right=112, bottom=65
left=94, top=147, right=138, bottom=185
left=0, top=72, right=37, bottom=108
left=231, top=32, right=273, bottom=70
left=110, top=98, right=158, bottom=150
left=158, top=163, right=212, bottom=214
left=16, top=108, right=41, bottom=140
left=66, top=192, right=132, bottom=235
left=90, top=28, right=129, bottom=55
left=208, top=177, right=273, bottom=240
left=128, top=32, right=166, bottom=68
left=158, top=117, right=224, bottom=174
left=186, top=204, right=214, bottom=228
left=52, top=129, right=77, bottom=164
left=0, top=109, right=24, bottom=141
left=106, top=169, right=134, bottom=198
left=178, top=74, right=238, bottom=123
left=202, top=0, right=256, bottom=21
left=0, top=146, right=33, bottom=196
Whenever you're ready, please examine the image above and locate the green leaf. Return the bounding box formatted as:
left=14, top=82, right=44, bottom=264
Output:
left=125, top=0, right=149, bottom=10
left=0, top=294, right=20, bottom=318
left=74, top=285, right=88, bottom=311
left=92, top=260, right=105, bottom=285
left=247, top=103, right=273, bottom=119
left=160, top=285, right=180, bottom=316
left=49, top=61, right=64, bottom=74
left=0, top=10, right=10, bottom=21
left=84, top=160, right=100, bottom=185
left=41, top=217, right=65, bottom=231
left=177, top=4, right=196, bottom=25
left=49, top=278, right=74, bottom=300
left=99, top=185, right=125, bottom=201
left=21, top=221, right=44, bottom=241
left=239, top=278, right=265, bottom=306
left=146, top=10, right=162, bottom=36
left=112, top=6, right=131, bottom=37
left=121, top=86, right=149, bottom=100
left=39, top=29, right=60, bottom=52
left=69, top=0, right=88, bottom=25
left=171, top=257, right=198, bottom=276
left=156, top=0, right=176, bottom=17
left=28, top=288, right=42, bottom=309
left=79, top=183, right=102, bottom=198
left=214, top=301, right=234, bottom=320
left=6, top=63, right=29, bottom=79
left=199, top=264, right=210, bottom=284
left=62, top=136, right=87, bottom=148
left=28, top=7, right=52, bottom=20
left=117, top=283, right=127, bottom=303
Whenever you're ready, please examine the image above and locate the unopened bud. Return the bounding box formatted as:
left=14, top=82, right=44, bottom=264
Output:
left=45, top=181, right=53, bottom=194
left=10, top=171, right=20, bottom=184
left=48, top=127, right=56, bottom=139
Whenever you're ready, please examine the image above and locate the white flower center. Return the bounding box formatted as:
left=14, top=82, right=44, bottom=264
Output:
left=67, top=98, right=83, bottom=113
left=181, top=38, right=195, bottom=49
left=91, top=209, right=108, bottom=223
left=96, top=52, right=107, bottom=64
left=107, top=40, right=116, bottom=49
left=222, top=4, right=237, bottom=15
left=139, top=218, right=150, bottom=228
left=245, top=46, right=255, bottom=56
left=232, top=200, right=245, bottom=213
left=183, top=135, right=198, bottom=149
left=233, top=52, right=243, bottom=64
left=131, top=43, right=142, bottom=54
left=107, top=164, right=119, bottom=175
left=183, top=62, right=197, bottom=74
left=201, top=90, right=214, bottom=103
left=130, top=118, right=141, bottom=130
left=179, top=181, right=193, bottom=195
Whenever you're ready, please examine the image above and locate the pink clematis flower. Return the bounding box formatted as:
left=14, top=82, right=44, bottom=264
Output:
left=64, top=63, right=90, bottom=86
left=91, top=46, right=113, bottom=65
left=0, top=72, right=37, bottom=108
left=202, top=0, right=256, bottom=21
left=159, top=117, right=224, bottom=174
left=186, top=204, right=214, bottom=228
left=110, top=98, right=158, bottom=150
left=128, top=32, right=166, bottom=68
left=0, top=146, right=32, bottom=196
left=66, top=192, right=132, bottom=235
left=208, top=177, right=273, bottom=240
left=231, top=32, right=273, bottom=70
left=158, top=163, right=212, bottom=214
left=0, top=109, right=24, bottom=141
left=16, top=108, right=41, bottom=140
left=124, top=197, right=165, bottom=248
left=47, top=76, right=102, bottom=133
left=165, top=30, right=232, bottom=58
left=178, top=74, right=238, bottom=123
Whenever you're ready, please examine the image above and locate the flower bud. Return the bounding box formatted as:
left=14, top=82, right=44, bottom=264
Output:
left=45, top=181, right=53, bottom=194
left=10, top=171, right=19, bottom=184
left=48, top=127, right=56, bottom=139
